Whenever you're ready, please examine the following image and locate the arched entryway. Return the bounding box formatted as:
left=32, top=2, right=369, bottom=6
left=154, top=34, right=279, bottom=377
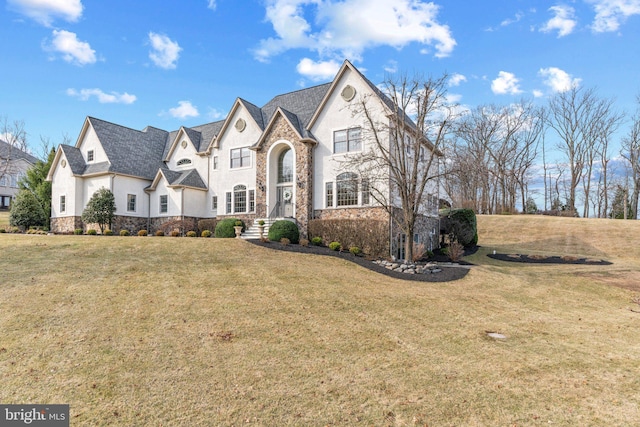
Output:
left=267, top=143, right=295, bottom=218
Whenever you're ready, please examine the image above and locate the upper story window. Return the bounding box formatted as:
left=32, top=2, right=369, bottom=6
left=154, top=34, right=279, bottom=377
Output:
left=213, top=156, right=219, bottom=170
left=278, top=148, right=293, bottom=183
left=230, top=147, right=250, bottom=169
left=87, top=150, right=94, bottom=162
left=333, top=127, right=362, bottom=154
left=177, top=158, right=191, bottom=166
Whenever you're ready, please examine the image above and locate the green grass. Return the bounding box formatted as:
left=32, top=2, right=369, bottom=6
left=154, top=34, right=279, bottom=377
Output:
left=1, top=216, right=639, bottom=425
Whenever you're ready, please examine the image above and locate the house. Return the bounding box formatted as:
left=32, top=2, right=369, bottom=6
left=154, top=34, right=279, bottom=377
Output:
left=47, top=60, right=443, bottom=257
left=0, top=139, right=38, bottom=209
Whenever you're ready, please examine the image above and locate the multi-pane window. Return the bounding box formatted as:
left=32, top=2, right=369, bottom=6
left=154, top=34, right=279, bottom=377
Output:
left=177, top=158, right=191, bottom=166
left=212, top=195, right=218, bottom=211
left=87, top=150, right=94, bottom=162
left=326, top=182, right=333, bottom=207
left=127, top=194, right=136, bottom=212
left=361, top=178, right=370, bottom=205
left=336, top=172, right=359, bottom=206
left=213, top=156, right=219, bottom=170
left=249, top=190, right=255, bottom=213
left=333, top=127, right=362, bottom=154
left=230, top=148, right=251, bottom=168
left=226, top=192, right=232, bottom=214
left=60, top=195, right=66, bottom=213
left=234, top=185, right=247, bottom=213
left=159, top=195, right=168, bottom=213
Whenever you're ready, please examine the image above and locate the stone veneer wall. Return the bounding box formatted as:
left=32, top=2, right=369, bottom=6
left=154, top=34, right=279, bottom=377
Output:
left=388, top=207, right=441, bottom=259
left=50, top=216, right=83, bottom=234
left=255, top=115, right=314, bottom=237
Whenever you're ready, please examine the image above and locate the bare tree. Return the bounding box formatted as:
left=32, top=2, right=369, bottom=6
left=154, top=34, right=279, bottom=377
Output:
left=621, top=97, right=640, bottom=219
left=341, top=72, right=456, bottom=262
left=0, top=116, right=28, bottom=183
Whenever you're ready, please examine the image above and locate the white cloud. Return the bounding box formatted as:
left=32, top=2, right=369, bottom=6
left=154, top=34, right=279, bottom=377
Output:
left=449, top=73, right=467, bottom=87
left=532, top=89, right=544, bottom=98
left=254, top=0, right=456, bottom=62
left=540, top=5, right=577, bottom=37
left=207, top=0, right=217, bottom=10
left=296, top=58, right=341, bottom=81
left=169, top=101, right=199, bottom=119
left=491, top=71, right=523, bottom=95
left=148, top=32, right=182, bottom=69
left=207, top=108, right=225, bottom=121
left=66, top=88, right=136, bottom=104
left=45, top=30, right=96, bottom=66
left=384, top=60, right=398, bottom=74
left=588, top=0, right=640, bottom=32
left=539, top=67, right=581, bottom=92
left=7, top=0, right=83, bottom=26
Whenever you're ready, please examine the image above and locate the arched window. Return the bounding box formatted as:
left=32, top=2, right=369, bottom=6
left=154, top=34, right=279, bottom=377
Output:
left=278, top=148, right=293, bottom=183
left=336, top=172, right=358, bottom=206
left=177, top=158, right=192, bottom=166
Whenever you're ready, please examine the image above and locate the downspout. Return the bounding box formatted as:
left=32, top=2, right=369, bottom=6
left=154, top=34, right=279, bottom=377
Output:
left=110, top=173, right=116, bottom=231
left=147, top=191, right=151, bottom=232
left=181, top=188, right=185, bottom=236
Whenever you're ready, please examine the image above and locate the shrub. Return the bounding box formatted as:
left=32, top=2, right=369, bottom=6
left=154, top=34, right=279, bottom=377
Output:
left=308, top=219, right=388, bottom=258
left=349, top=246, right=361, bottom=256
left=74, top=229, right=83, bottom=235
left=448, top=241, right=464, bottom=262
left=201, top=230, right=212, bottom=238
left=439, top=208, right=478, bottom=248
left=280, top=237, right=290, bottom=246
left=10, top=190, right=47, bottom=230
left=170, top=230, right=180, bottom=237
left=0, top=228, right=5, bottom=233
left=258, top=219, right=265, bottom=226
left=186, top=230, right=197, bottom=237
left=155, top=230, right=165, bottom=237
left=329, top=241, right=342, bottom=251
left=311, top=236, right=323, bottom=246
left=103, top=229, right=114, bottom=236
left=426, top=250, right=434, bottom=259
left=268, top=220, right=299, bottom=244
left=138, top=229, right=148, bottom=236
left=81, top=187, right=116, bottom=234
left=87, top=229, right=97, bottom=235
left=299, top=238, right=309, bottom=247
left=215, top=218, right=244, bottom=238
left=197, top=219, right=218, bottom=235
left=120, top=230, right=130, bottom=236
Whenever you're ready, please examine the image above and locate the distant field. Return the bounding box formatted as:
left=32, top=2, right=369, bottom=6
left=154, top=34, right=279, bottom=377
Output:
left=1, top=215, right=639, bottom=425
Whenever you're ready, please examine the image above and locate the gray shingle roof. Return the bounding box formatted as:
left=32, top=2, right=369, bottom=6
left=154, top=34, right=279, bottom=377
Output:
left=89, top=117, right=169, bottom=179
left=0, top=139, right=38, bottom=164
left=59, top=144, right=86, bottom=175
left=160, top=168, right=206, bottom=189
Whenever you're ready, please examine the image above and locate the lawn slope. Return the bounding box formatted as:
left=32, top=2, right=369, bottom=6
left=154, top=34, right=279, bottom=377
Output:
left=1, top=216, right=639, bottom=426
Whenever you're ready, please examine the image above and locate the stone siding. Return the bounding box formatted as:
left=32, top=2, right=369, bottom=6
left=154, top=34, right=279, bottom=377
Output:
left=50, top=216, right=83, bottom=234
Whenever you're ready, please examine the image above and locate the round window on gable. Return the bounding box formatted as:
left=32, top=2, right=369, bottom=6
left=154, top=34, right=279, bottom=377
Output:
left=181, top=140, right=188, bottom=148
left=177, top=158, right=192, bottom=166
left=61, top=159, right=67, bottom=168
left=235, top=118, right=246, bottom=132
left=341, top=85, right=356, bottom=102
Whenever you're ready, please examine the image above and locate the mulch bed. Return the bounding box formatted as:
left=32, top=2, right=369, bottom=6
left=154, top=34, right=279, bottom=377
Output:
left=246, top=239, right=470, bottom=282
left=488, top=253, right=612, bottom=265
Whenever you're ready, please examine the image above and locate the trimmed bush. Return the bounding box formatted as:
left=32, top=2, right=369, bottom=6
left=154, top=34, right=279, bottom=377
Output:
left=268, top=220, right=299, bottom=244
left=349, top=246, right=361, bottom=256
left=120, top=230, right=130, bottom=236
left=138, top=229, right=148, bottom=236
left=155, top=230, right=165, bottom=237
left=311, top=236, right=323, bottom=246
left=0, top=229, right=5, bottom=233
left=300, top=238, right=309, bottom=247
left=439, top=208, right=478, bottom=248
left=170, top=230, right=180, bottom=237
left=215, top=218, right=244, bottom=238
left=103, top=229, right=114, bottom=236
left=280, top=237, right=290, bottom=246
left=329, top=241, right=342, bottom=251
left=74, top=228, right=83, bottom=235
left=201, top=230, right=212, bottom=238
left=87, top=229, right=97, bottom=235
left=186, top=230, right=197, bottom=237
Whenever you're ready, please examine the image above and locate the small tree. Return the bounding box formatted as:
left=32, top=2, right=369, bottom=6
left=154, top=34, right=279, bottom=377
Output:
left=525, top=197, right=538, bottom=214
left=9, top=189, right=47, bottom=230
left=19, top=148, right=55, bottom=228
left=82, top=187, right=116, bottom=233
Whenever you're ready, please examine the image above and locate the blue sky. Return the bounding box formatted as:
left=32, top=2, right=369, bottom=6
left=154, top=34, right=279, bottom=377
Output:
left=2, top=0, right=640, bottom=162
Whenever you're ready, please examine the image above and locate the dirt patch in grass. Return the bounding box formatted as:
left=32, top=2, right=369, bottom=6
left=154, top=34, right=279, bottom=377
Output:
left=247, top=239, right=470, bottom=282
left=574, top=270, right=640, bottom=292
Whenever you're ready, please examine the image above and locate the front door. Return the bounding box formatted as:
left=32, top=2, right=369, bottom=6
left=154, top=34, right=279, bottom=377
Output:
left=277, top=185, right=293, bottom=217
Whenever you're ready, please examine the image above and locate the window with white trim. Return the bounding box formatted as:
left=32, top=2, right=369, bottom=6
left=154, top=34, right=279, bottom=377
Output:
left=226, top=192, right=232, bottom=214
left=177, top=158, right=192, bottom=166
left=249, top=190, right=255, bottom=213
left=325, top=182, right=333, bottom=208
left=212, top=195, right=218, bottom=211
left=60, top=195, right=66, bottom=213
left=336, top=172, right=358, bottom=206
left=234, top=185, right=247, bottom=213
left=87, top=150, right=94, bottom=162
left=230, top=147, right=250, bottom=168
left=213, top=156, right=219, bottom=170
left=127, top=194, right=136, bottom=212
left=333, top=127, right=362, bottom=154
left=159, top=195, right=168, bottom=213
